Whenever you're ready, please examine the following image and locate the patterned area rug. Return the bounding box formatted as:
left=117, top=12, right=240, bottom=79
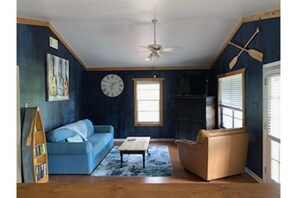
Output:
left=91, top=146, right=172, bottom=176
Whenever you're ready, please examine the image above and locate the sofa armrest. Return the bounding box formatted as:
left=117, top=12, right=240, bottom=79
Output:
left=175, top=139, right=203, bottom=150
left=47, top=142, right=93, bottom=155
left=94, top=125, right=114, bottom=135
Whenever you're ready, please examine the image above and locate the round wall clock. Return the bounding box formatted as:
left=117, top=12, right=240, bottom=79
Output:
left=100, top=74, right=124, bottom=97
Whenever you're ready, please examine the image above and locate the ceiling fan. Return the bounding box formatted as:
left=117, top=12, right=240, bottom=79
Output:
left=140, top=19, right=177, bottom=61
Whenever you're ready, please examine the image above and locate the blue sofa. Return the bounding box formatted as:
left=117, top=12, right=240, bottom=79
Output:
left=46, top=119, right=114, bottom=174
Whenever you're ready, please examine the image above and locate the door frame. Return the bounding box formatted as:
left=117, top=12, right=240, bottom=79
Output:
left=17, top=65, right=22, bottom=182
left=262, top=60, right=280, bottom=183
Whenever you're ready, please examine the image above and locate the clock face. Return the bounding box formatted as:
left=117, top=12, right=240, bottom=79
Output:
left=100, top=74, right=124, bottom=97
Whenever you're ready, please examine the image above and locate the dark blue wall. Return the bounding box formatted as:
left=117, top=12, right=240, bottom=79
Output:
left=17, top=24, right=87, bottom=132
left=211, top=17, right=280, bottom=178
left=86, top=70, right=210, bottom=138
left=17, top=17, right=280, bottom=179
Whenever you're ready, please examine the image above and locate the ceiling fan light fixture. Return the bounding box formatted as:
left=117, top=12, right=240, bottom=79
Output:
left=154, top=52, right=160, bottom=59
left=145, top=52, right=154, bottom=61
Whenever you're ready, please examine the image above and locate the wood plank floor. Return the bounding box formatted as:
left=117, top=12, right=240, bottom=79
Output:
left=49, top=141, right=257, bottom=183
left=18, top=183, right=280, bottom=198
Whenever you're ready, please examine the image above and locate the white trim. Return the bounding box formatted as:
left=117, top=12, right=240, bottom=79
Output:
left=114, top=138, right=175, bottom=142
left=263, top=61, right=280, bottom=69
left=262, top=60, right=280, bottom=183
left=245, top=167, right=263, bottom=183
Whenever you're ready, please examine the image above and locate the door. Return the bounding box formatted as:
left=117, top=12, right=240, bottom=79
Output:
left=263, top=61, right=280, bottom=183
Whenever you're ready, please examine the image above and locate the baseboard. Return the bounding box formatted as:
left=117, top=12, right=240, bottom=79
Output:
left=114, top=138, right=175, bottom=142
left=245, top=167, right=263, bottom=183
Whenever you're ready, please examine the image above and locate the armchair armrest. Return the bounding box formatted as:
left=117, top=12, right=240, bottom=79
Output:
left=94, top=125, right=114, bottom=135
left=47, top=142, right=93, bottom=155
left=175, top=139, right=203, bottom=150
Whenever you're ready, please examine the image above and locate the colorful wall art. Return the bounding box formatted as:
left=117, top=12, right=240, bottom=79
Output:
left=47, top=53, right=69, bottom=101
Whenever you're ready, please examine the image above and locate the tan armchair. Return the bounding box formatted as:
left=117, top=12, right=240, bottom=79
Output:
left=175, top=127, right=249, bottom=181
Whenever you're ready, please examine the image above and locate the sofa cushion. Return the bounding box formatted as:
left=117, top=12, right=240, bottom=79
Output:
left=66, top=134, right=84, bottom=142
left=59, top=120, right=89, bottom=140
left=84, top=119, right=94, bottom=137
left=47, top=128, right=76, bottom=142
left=88, top=133, right=113, bottom=156
left=196, top=127, right=247, bottom=144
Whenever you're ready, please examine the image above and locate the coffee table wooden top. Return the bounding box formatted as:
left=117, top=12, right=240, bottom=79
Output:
left=119, top=137, right=150, bottom=151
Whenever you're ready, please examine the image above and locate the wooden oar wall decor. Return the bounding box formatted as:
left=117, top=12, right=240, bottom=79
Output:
left=229, top=27, right=264, bottom=69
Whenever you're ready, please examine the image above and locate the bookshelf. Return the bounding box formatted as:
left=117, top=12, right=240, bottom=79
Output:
left=21, top=106, right=48, bottom=183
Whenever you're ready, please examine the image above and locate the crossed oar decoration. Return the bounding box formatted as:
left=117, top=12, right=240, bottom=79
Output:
left=229, top=27, right=264, bottom=69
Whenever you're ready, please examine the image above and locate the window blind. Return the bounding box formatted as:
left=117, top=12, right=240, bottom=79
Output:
left=220, top=73, right=243, bottom=110
left=136, top=81, right=160, bottom=122
left=267, top=74, right=280, bottom=139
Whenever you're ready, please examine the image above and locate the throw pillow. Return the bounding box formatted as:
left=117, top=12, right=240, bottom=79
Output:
left=66, top=134, right=84, bottom=142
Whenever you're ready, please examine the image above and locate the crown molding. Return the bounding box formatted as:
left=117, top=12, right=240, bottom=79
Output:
left=17, top=17, right=88, bottom=70
left=210, top=9, right=280, bottom=68
left=242, top=9, right=280, bottom=23
left=86, top=65, right=211, bottom=71
left=17, top=17, right=49, bottom=26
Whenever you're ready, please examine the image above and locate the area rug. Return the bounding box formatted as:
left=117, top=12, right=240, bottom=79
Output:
left=91, top=145, right=172, bottom=176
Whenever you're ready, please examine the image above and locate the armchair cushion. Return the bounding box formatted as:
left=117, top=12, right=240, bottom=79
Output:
left=196, top=127, right=247, bottom=144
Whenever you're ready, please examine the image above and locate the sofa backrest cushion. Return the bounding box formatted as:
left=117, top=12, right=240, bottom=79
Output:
left=196, top=127, right=247, bottom=144
left=46, top=119, right=94, bottom=142
left=47, top=128, right=77, bottom=142
left=84, top=119, right=94, bottom=137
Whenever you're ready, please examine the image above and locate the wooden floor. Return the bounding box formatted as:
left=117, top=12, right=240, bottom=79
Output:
left=49, top=141, right=257, bottom=183
left=19, top=141, right=280, bottom=198
left=18, top=183, right=280, bottom=198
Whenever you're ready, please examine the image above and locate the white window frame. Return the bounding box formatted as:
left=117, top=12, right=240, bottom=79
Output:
left=133, top=78, right=164, bottom=127
left=217, top=68, right=246, bottom=128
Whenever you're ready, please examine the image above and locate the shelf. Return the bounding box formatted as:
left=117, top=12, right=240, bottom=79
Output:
left=34, top=153, right=46, bottom=160
left=35, top=162, right=48, bottom=182
left=36, top=175, right=49, bottom=183
left=21, top=106, right=48, bottom=183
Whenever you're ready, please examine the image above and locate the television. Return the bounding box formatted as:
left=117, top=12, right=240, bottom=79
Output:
left=176, top=75, right=208, bottom=96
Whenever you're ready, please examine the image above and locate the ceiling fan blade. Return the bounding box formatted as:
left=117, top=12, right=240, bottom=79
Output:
left=160, top=51, right=181, bottom=58
left=162, top=48, right=174, bottom=52
left=139, top=45, right=154, bottom=51
left=162, top=46, right=182, bottom=52
left=123, top=50, right=150, bottom=54
left=158, top=48, right=165, bottom=55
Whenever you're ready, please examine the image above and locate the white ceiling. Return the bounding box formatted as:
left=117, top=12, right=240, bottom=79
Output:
left=17, top=0, right=280, bottom=69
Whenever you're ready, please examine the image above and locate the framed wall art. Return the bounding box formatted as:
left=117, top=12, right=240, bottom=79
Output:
left=46, top=53, right=69, bottom=101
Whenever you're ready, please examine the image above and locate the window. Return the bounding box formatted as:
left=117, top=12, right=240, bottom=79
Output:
left=218, top=69, right=245, bottom=128
left=133, top=78, right=164, bottom=126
